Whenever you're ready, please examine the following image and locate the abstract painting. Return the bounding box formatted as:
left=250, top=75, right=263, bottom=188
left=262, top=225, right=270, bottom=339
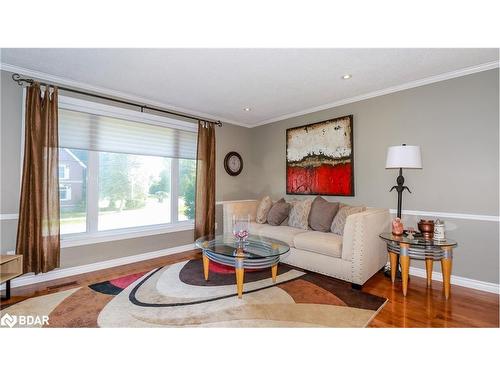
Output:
left=286, top=115, right=354, bottom=195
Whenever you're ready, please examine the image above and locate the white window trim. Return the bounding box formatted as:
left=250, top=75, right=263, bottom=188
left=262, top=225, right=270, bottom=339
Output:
left=59, top=164, right=70, bottom=180
left=57, top=95, right=198, bottom=245
left=61, top=221, right=194, bottom=248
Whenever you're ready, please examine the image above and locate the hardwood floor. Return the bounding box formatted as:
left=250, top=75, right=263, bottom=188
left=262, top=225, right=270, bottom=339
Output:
left=364, top=272, right=499, bottom=327
left=1, top=250, right=498, bottom=328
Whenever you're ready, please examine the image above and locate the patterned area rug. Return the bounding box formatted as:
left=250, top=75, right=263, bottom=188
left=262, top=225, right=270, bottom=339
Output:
left=1, top=259, right=387, bottom=327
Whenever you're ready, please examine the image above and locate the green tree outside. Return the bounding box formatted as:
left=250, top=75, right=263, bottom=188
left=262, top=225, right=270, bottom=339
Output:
left=99, top=153, right=131, bottom=211
left=179, top=159, right=196, bottom=220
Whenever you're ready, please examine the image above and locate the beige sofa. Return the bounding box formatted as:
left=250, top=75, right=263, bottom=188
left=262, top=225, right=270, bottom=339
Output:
left=222, top=200, right=390, bottom=287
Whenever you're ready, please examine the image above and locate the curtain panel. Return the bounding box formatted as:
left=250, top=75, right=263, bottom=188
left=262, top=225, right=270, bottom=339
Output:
left=194, top=120, right=216, bottom=239
left=16, top=84, right=60, bottom=274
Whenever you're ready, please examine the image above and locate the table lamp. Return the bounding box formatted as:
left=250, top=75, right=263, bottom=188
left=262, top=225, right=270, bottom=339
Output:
left=385, top=144, right=422, bottom=218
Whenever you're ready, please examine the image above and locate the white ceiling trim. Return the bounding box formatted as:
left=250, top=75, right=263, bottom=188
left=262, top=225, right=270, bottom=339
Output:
left=251, top=60, right=500, bottom=127
left=2, top=60, right=498, bottom=128
left=0, top=62, right=250, bottom=127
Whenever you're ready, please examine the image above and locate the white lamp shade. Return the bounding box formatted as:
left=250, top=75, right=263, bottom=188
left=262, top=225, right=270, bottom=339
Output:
left=385, top=145, right=422, bottom=169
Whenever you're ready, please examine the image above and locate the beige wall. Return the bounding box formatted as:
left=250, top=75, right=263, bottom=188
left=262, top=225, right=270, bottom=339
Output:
left=61, top=230, right=194, bottom=268
left=0, top=70, right=23, bottom=253
left=215, top=124, right=257, bottom=201
left=0, top=69, right=252, bottom=267
left=247, top=69, right=499, bottom=283
left=1, top=68, right=498, bottom=283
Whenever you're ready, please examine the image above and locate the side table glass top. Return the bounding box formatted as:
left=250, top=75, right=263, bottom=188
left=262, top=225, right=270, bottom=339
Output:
left=195, top=234, right=290, bottom=258
left=379, top=232, right=457, bottom=247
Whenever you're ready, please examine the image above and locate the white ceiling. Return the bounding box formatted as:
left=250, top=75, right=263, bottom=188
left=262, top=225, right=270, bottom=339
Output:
left=1, top=48, right=498, bottom=127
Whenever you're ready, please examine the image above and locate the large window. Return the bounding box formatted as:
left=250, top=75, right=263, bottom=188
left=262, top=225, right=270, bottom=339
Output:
left=58, top=97, right=197, bottom=240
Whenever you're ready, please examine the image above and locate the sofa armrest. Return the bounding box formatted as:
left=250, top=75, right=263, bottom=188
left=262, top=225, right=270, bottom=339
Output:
left=222, top=200, right=259, bottom=234
left=342, top=208, right=391, bottom=285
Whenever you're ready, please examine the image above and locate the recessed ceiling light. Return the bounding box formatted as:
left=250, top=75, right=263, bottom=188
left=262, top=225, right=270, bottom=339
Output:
left=342, top=74, right=352, bottom=80
left=243, top=107, right=251, bottom=112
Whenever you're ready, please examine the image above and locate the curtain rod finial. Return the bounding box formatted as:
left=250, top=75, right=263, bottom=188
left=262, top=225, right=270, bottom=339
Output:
left=12, top=73, right=34, bottom=86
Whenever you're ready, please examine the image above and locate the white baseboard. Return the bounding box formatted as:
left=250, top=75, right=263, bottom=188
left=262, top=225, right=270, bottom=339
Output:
left=384, top=261, right=499, bottom=294
left=408, top=266, right=499, bottom=294
left=1, top=243, right=195, bottom=291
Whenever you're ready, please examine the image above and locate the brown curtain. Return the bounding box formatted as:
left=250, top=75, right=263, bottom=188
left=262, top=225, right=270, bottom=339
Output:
left=194, top=120, right=216, bottom=239
left=16, top=83, right=60, bottom=274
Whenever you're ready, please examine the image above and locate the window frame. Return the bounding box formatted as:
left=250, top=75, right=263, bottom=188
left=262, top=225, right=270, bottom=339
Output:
left=57, top=96, right=196, bottom=247
left=59, top=185, right=72, bottom=201
left=59, top=164, right=70, bottom=180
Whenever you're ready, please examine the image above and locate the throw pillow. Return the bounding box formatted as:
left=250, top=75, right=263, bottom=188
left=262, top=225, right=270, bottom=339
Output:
left=267, top=198, right=291, bottom=226
left=288, top=198, right=314, bottom=230
left=331, top=204, right=366, bottom=235
left=308, top=196, right=340, bottom=232
left=280, top=216, right=289, bottom=226
left=256, top=196, right=273, bottom=224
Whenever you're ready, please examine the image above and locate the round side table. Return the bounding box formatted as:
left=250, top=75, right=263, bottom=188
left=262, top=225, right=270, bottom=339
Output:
left=379, top=233, right=458, bottom=299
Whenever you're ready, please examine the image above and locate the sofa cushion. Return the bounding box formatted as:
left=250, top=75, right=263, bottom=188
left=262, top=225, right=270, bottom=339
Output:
left=249, top=221, right=267, bottom=235
left=331, top=204, right=366, bottom=235
left=308, top=196, right=339, bottom=232
left=267, top=198, right=291, bottom=226
left=293, top=231, right=343, bottom=258
left=280, top=216, right=289, bottom=226
left=288, top=198, right=314, bottom=230
left=258, top=225, right=307, bottom=247
left=255, top=196, right=273, bottom=224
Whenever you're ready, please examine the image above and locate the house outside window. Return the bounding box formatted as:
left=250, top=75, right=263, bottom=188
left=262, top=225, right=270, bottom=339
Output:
left=59, top=164, right=70, bottom=180
left=59, top=185, right=72, bottom=201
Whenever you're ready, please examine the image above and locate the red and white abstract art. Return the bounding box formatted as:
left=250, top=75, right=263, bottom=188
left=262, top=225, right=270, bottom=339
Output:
left=286, top=115, right=354, bottom=196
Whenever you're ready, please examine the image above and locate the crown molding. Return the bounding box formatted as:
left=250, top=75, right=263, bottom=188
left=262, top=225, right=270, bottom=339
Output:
left=0, top=62, right=251, bottom=128
left=250, top=60, right=500, bottom=127
left=2, top=60, right=498, bottom=129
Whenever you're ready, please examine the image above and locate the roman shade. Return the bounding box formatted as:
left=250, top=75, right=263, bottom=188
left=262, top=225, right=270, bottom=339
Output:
left=59, top=108, right=198, bottom=159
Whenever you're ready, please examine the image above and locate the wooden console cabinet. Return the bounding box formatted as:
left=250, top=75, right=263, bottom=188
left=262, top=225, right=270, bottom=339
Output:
left=1, top=255, right=23, bottom=300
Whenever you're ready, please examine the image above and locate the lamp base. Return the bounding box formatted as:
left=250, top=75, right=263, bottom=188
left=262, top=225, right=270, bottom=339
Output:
left=384, top=265, right=402, bottom=279
left=383, top=262, right=410, bottom=281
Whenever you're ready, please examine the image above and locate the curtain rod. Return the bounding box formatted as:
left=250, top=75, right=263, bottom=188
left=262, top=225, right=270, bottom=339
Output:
left=11, top=73, right=223, bottom=127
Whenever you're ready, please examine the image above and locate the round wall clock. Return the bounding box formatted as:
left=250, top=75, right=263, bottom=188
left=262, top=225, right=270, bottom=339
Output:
left=224, top=151, right=243, bottom=176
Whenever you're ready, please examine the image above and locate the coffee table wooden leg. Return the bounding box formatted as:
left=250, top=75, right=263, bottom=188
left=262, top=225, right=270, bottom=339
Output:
left=400, top=244, right=410, bottom=297
left=441, top=246, right=453, bottom=300
left=425, top=258, right=433, bottom=287
left=202, top=253, right=209, bottom=281
left=235, top=267, right=244, bottom=298
left=271, top=264, right=278, bottom=283
left=389, top=251, right=398, bottom=283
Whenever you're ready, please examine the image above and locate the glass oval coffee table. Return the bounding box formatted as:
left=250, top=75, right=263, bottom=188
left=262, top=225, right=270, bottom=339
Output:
left=195, top=234, right=290, bottom=298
